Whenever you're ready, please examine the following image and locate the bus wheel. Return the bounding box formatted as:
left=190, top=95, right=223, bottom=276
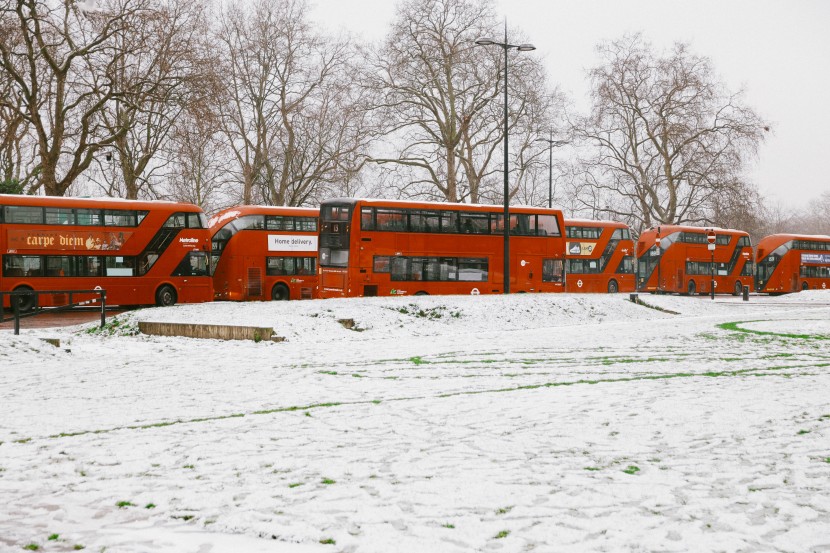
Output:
left=414, top=291, right=429, bottom=296
left=155, top=285, right=177, bottom=307
left=802, top=281, right=809, bottom=291
left=687, top=280, right=696, bottom=296
left=13, top=286, right=37, bottom=313
left=607, top=280, right=619, bottom=294
left=271, top=283, right=290, bottom=301
left=733, top=281, right=743, bottom=296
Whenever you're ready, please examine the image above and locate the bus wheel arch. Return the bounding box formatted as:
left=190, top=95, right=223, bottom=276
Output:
left=413, top=291, right=429, bottom=296
left=272, top=283, right=290, bottom=301
left=802, top=281, right=809, bottom=291
left=733, top=281, right=743, bottom=296
left=607, top=279, right=619, bottom=294
left=12, top=285, right=37, bottom=313
left=686, top=280, right=696, bottom=296
left=155, top=284, right=177, bottom=307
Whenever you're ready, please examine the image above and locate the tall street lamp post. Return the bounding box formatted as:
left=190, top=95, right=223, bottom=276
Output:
left=476, top=25, right=535, bottom=294
left=535, top=131, right=568, bottom=208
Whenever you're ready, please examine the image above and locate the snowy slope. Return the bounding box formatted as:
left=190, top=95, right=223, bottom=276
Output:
left=1, top=291, right=829, bottom=552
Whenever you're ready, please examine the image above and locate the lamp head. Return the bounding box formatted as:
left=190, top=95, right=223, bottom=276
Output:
left=516, top=44, right=536, bottom=52
left=475, top=37, right=496, bottom=46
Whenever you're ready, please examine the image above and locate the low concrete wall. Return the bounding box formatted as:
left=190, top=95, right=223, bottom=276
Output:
left=138, top=322, right=284, bottom=342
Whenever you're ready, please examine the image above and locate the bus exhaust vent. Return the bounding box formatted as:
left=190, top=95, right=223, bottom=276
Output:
left=247, top=267, right=263, bottom=299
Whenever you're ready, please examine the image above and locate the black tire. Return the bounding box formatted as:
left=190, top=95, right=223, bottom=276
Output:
left=155, top=284, right=177, bottom=307
left=271, top=283, right=290, bottom=301
left=687, top=280, right=696, bottom=296
left=13, top=286, right=36, bottom=313
left=802, top=281, right=809, bottom=291
left=607, top=279, right=619, bottom=294
left=733, top=281, right=743, bottom=296
left=414, top=291, right=429, bottom=296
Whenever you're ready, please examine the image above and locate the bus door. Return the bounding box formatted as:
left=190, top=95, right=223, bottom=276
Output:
left=244, top=256, right=264, bottom=300
left=514, top=254, right=535, bottom=291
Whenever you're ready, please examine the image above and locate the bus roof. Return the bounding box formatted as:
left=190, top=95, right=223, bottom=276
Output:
left=757, top=233, right=830, bottom=242
left=321, top=197, right=562, bottom=213
left=640, top=224, right=749, bottom=236
left=0, top=194, right=202, bottom=212
left=208, top=205, right=319, bottom=229
left=565, top=218, right=629, bottom=227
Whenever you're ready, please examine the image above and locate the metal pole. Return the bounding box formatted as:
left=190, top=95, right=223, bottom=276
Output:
left=548, top=131, right=553, bottom=209
left=100, top=290, right=106, bottom=328
left=13, top=293, right=20, bottom=336
left=711, top=249, right=715, bottom=300
left=502, top=23, right=510, bottom=294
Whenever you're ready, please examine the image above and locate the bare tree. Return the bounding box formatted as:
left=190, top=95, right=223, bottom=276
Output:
left=88, top=0, right=213, bottom=200
left=368, top=0, right=559, bottom=204
left=0, top=0, right=154, bottom=196
left=571, top=34, right=769, bottom=232
left=0, top=67, right=33, bottom=192
left=163, top=99, right=234, bottom=212
left=216, top=0, right=372, bottom=207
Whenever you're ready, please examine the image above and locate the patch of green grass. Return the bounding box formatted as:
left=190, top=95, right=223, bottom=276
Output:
left=73, top=546, right=85, bottom=551
left=442, top=523, right=455, bottom=529
left=172, top=514, right=194, bottom=521
left=622, top=465, right=640, bottom=475
left=23, top=545, right=39, bottom=551
left=718, top=321, right=830, bottom=340
left=318, top=370, right=338, bottom=375
left=494, top=530, right=510, bottom=539
left=321, top=478, right=336, bottom=485
left=797, top=429, right=811, bottom=435
left=145, top=503, right=156, bottom=509
left=47, top=534, right=59, bottom=541
left=319, top=538, right=336, bottom=545
left=823, top=457, right=830, bottom=464
left=288, top=482, right=304, bottom=488
left=495, top=506, right=513, bottom=515
left=116, top=501, right=134, bottom=508
left=84, top=316, right=139, bottom=337
left=183, top=464, right=195, bottom=469
left=584, top=466, right=601, bottom=471
left=410, top=356, right=426, bottom=365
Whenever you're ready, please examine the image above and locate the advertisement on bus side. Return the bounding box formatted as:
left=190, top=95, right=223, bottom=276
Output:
left=267, top=235, right=318, bottom=252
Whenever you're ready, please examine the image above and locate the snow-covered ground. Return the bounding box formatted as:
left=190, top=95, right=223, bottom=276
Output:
left=1, top=291, right=830, bottom=552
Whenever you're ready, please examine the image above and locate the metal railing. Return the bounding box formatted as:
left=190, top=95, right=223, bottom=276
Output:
left=0, top=289, right=106, bottom=335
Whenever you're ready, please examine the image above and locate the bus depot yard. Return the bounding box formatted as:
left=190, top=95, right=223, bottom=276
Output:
left=1, top=292, right=830, bottom=552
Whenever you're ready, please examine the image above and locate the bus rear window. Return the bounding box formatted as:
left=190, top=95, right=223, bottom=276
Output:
left=323, top=205, right=350, bottom=222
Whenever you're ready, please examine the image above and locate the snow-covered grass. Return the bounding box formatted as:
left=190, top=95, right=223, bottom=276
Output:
left=1, top=291, right=830, bottom=552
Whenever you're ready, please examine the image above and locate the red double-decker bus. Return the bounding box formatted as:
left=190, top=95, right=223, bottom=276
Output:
left=636, top=225, right=753, bottom=295
left=755, top=234, right=830, bottom=293
left=564, top=219, right=635, bottom=293
left=0, top=194, right=212, bottom=311
left=317, top=198, right=566, bottom=298
left=209, top=206, right=318, bottom=301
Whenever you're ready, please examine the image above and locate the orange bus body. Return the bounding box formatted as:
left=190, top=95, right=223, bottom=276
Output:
left=318, top=198, right=566, bottom=298
left=636, top=225, right=754, bottom=296
left=0, top=194, right=212, bottom=309
left=755, top=234, right=830, bottom=293
left=209, top=206, right=319, bottom=301
left=564, top=219, right=635, bottom=293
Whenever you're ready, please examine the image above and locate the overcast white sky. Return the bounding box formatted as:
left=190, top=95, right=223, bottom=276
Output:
left=309, top=0, right=830, bottom=209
